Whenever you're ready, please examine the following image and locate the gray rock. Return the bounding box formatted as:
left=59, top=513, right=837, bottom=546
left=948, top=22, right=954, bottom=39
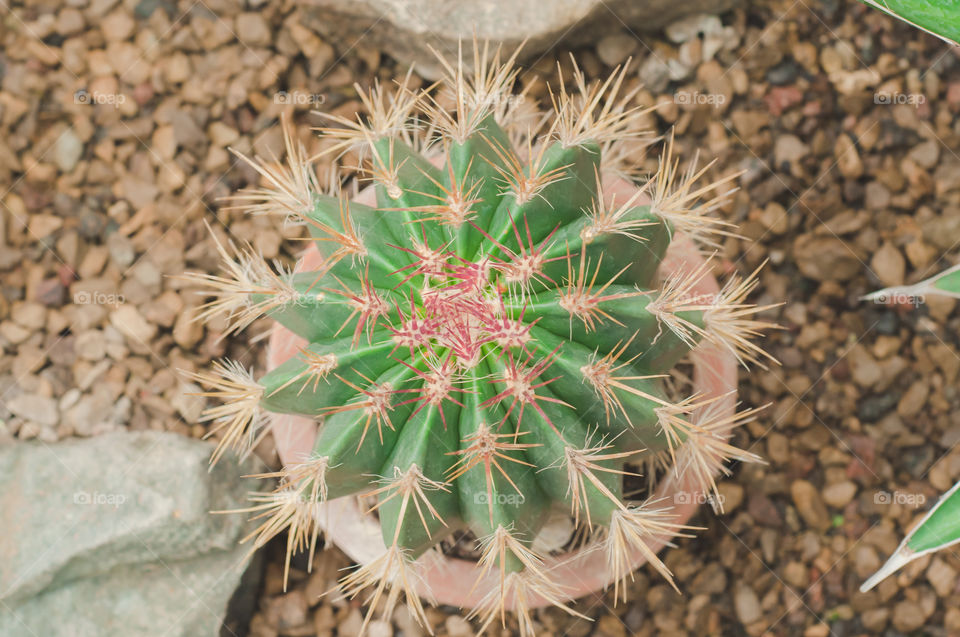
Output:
left=301, top=0, right=742, bottom=78
left=0, top=431, right=269, bottom=637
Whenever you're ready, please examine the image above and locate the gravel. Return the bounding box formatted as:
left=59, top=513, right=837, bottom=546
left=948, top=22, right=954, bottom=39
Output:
left=3, top=0, right=960, bottom=634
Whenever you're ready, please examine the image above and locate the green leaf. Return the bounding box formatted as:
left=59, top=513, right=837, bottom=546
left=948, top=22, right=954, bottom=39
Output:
left=860, top=0, right=960, bottom=45
left=862, top=263, right=960, bottom=304
left=861, top=480, right=960, bottom=592
left=932, top=265, right=960, bottom=295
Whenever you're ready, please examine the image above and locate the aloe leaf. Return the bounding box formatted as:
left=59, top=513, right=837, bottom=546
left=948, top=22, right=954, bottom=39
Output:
left=861, top=479, right=960, bottom=592
left=860, top=0, right=960, bottom=45
left=862, top=263, right=960, bottom=304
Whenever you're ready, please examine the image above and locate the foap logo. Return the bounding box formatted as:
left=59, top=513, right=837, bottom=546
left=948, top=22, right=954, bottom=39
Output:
left=73, top=491, right=127, bottom=508
left=874, top=490, right=926, bottom=508
left=73, top=291, right=125, bottom=307
left=475, top=492, right=525, bottom=506
left=473, top=93, right=526, bottom=110
left=874, top=92, right=926, bottom=107
left=870, top=291, right=925, bottom=306
left=274, top=91, right=327, bottom=106
left=74, top=89, right=126, bottom=108
left=674, top=291, right=719, bottom=305
left=674, top=91, right=726, bottom=107
left=674, top=491, right=725, bottom=508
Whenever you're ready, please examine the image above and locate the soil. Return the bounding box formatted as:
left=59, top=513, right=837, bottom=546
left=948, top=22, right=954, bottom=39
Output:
left=3, top=0, right=960, bottom=635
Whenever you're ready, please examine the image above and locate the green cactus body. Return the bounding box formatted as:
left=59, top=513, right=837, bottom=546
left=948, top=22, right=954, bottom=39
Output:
left=258, top=113, right=692, bottom=558
left=187, top=48, right=776, bottom=634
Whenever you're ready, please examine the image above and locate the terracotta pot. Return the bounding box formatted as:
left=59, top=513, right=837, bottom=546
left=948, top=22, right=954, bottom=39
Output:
left=267, top=186, right=738, bottom=609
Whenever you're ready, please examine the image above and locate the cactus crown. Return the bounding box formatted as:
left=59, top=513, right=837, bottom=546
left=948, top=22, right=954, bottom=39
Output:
left=185, top=42, right=777, bottom=635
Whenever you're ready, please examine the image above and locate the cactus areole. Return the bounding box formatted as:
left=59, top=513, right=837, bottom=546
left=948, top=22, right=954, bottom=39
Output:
left=185, top=43, right=777, bottom=635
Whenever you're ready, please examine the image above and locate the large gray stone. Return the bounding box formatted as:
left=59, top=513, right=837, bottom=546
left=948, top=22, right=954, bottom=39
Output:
left=301, top=0, right=743, bottom=78
left=0, top=431, right=269, bottom=637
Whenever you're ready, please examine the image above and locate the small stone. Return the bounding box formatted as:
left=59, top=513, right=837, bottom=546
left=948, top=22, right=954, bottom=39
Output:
left=926, top=557, right=957, bottom=597
left=339, top=608, right=364, bottom=636
left=288, top=23, right=324, bottom=58
left=102, top=10, right=135, bottom=41
left=892, top=600, right=926, bottom=632
left=734, top=583, right=762, bottom=624
left=236, top=13, right=271, bottom=46
left=897, top=380, right=929, bottom=417
left=804, top=624, right=830, bottom=637
left=835, top=135, right=863, bottom=178
left=54, top=129, right=84, bottom=173
left=947, top=607, right=960, bottom=633
left=830, top=68, right=880, bottom=95
left=264, top=590, right=308, bottom=630
left=865, top=181, right=891, bottom=210
left=596, top=34, right=637, bottom=66
left=74, top=330, right=106, bottom=361
left=861, top=608, right=889, bottom=632
left=930, top=343, right=960, bottom=384
left=366, top=620, right=392, bottom=637
left=767, top=59, right=799, bottom=85
left=152, top=125, right=177, bottom=161
left=110, top=305, right=157, bottom=344
left=849, top=346, right=881, bottom=387
left=665, top=13, right=723, bottom=43
left=790, top=480, right=830, bottom=531
left=793, top=41, right=817, bottom=70
left=28, top=214, right=63, bottom=238
left=62, top=392, right=111, bottom=437
left=209, top=122, right=240, bottom=147
left=36, top=279, right=66, bottom=307
left=871, top=243, right=905, bottom=287
left=731, top=110, right=769, bottom=137
left=783, top=561, right=806, bottom=588
left=0, top=321, right=31, bottom=345
left=717, top=482, right=744, bottom=513
left=12, top=302, right=46, bottom=328
left=13, top=345, right=47, bottom=378
left=173, top=307, right=203, bottom=349
left=774, top=134, right=809, bottom=167
left=909, top=139, right=940, bottom=169
left=163, top=52, right=192, bottom=84
left=793, top=235, right=861, bottom=282
left=905, top=239, right=937, bottom=270
left=757, top=202, right=789, bottom=235
left=766, top=433, right=790, bottom=464
left=56, top=8, right=85, bottom=35
left=859, top=393, right=898, bottom=422
left=639, top=56, right=670, bottom=93
left=445, top=615, right=472, bottom=637
left=820, top=45, right=843, bottom=74
left=172, top=384, right=205, bottom=424
left=120, top=176, right=159, bottom=210
left=765, top=85, right=803, bottom=116
left=822, top=481, right=856, bottom=508
left=8, top=394, right=59, bottom=427
left=107, top=233, right=136, bottom=268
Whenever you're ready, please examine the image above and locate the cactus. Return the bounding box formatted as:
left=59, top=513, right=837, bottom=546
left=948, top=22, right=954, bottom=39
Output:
left=185, top=43, right=777, bottom=634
